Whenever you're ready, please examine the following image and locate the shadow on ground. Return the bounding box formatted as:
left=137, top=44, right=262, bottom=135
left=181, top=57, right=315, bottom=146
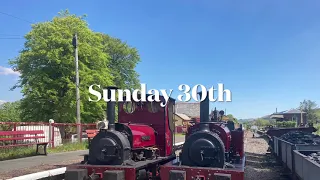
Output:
left=245, top=152, right=281, bottom=168
left=245, top=152, right=291, bottom=180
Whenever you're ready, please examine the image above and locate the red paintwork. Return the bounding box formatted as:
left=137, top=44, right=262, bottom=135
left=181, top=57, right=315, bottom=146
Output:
left=231, top=130, right=245, bottom=158
left=165, top=104, right=173, bottom=156
left=68, top=155, right=177, bottom=180
left=0, top=130, right=47, bottom=148
left=0, top=130, right=46, bottom=142
left=0, top=130, right=44, bottom=136
left=185, top=122, right=231, bottom=151
left=118, top=96, right=175, bottom=157
left=160, top=164, right=244, bottom=180
left=125, top=123, right=156, bottom=148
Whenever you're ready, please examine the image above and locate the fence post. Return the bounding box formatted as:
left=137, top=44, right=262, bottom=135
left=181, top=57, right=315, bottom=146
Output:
left=80, top=124, right=82, bottom=143
left=13, top=124, right=17, bottom=145
left=49, top=119, right=54, bottom=148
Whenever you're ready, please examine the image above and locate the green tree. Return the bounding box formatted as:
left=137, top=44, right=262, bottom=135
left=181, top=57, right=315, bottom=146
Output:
left=0, top=101, right=21, bottom=122
left=299, top=100, right=319, bottom=124
left=243, top=121, right=252, bottom=130
left=98, top=34, right=140, bottom=90
left=226, top=114, right=239, bottom=124
left=9, top=10, right=140, bottom=123
left=254, top=118, right=271, bottom=128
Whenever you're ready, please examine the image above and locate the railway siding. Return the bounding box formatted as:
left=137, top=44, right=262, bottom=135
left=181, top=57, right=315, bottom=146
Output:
left=244, top=131, right=289, bottom=180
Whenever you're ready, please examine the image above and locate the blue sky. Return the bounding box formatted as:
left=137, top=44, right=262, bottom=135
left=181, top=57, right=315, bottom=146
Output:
left=0, top=0, right=320, bottom=119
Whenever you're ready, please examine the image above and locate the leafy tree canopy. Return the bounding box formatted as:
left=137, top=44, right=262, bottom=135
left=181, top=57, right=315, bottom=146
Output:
left=226, top=114, right=239, bottom=124
left=9, top=10, right=140, bottom=123
left=299, top=99, right=319, bottom=124
left=0, top=101, right=21, bottom=122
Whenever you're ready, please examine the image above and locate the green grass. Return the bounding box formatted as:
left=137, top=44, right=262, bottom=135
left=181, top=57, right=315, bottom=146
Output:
left=175, top=133, right=185, bottom=137
left=48, top=141, right=88, bottom=153
left=0, top=146, right=36, bottom=161
left=0, top=141, right=88, bottom=161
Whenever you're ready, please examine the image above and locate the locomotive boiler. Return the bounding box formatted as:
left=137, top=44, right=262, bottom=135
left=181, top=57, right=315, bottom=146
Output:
left=180, top=91, right=244, bottom=168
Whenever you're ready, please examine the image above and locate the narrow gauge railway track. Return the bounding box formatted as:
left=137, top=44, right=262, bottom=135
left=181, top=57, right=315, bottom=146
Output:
left=244, top=131, right=291, bottom=180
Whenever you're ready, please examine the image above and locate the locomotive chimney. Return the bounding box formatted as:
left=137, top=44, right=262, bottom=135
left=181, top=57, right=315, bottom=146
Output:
left=198, top=91, right=210, bottom=131
left=105, top=86, right=118, bottom=131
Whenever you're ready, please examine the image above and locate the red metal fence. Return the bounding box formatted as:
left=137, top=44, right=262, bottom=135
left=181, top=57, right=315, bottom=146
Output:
left=0, top=122, right=96, bottom=149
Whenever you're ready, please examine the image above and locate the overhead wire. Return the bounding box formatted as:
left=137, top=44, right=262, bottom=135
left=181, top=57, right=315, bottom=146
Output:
left=0, top=11, right=33, bottom=40
left=0, top=11, right=34, bottom=24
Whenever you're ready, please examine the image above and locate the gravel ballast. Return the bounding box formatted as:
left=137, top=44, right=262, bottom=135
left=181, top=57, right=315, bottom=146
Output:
left=244, top=131, right=288, bottom=180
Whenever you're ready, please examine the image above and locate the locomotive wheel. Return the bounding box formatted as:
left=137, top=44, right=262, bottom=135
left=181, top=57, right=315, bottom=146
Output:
left=181, top=131, right=225, bottom=168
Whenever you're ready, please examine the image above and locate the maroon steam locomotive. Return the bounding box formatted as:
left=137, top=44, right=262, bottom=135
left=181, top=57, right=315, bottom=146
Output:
left=160, top=91, right=245, bottom=180
left=65, top=87, right=245, bottom=180
left=65, top=86, right=177, bottom=180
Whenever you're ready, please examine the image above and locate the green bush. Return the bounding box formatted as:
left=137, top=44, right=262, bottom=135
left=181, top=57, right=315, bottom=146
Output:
left=276, top=121, right=296, bottom=128
left=314, top=123, right=320, bottom=135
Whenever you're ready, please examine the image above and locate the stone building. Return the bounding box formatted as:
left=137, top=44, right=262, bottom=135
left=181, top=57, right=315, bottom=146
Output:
left=175, top=102, right=200, bottom=118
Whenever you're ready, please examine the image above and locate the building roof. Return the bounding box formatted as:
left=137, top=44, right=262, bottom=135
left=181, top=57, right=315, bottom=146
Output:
left=175, top=113, right=191, bottom=121
left=175, top=102, right=200, bottom=118
left=270, top=114, right=284, bottom=119
left=283, top=109, right=306, bottom=114
left=273, top=108, right=305, bottom=115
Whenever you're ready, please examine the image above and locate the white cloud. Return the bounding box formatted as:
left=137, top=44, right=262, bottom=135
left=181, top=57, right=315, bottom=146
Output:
left=0, top=66, right=21, bottom=76
left=0, top=100, right=6, bottom=105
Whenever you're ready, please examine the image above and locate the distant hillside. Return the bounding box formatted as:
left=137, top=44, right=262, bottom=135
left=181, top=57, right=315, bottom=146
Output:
left=238, top=118, right=255, bottom=122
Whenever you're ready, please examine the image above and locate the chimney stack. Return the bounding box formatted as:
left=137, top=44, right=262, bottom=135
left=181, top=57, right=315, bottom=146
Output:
left=105, top=86, right=118, bottom=131
left=198, top=91, right=210, bottom=131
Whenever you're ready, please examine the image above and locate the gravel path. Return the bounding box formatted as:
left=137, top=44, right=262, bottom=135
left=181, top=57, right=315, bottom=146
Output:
left=244, top=131, right=289, bottom=180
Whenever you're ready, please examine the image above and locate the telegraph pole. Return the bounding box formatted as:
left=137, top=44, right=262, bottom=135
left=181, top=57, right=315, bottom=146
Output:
left=300, top=107, right=303, bottom=125
left=73, top=33, right=81, bottom=142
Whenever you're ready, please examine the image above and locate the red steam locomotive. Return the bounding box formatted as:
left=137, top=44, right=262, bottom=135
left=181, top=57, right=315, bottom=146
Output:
left=65, top=86, right=177, bottom=180
left=160, top=91, right=245, bottom=180
left=65, top=87, right=245, bottom=180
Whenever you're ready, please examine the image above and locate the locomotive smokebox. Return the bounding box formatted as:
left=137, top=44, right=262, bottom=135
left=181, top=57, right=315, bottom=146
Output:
left=105, top=86, right=118, bottom=131
left=181, top=90, right=226, bottom=168
left=198, top=91, right=210, bottom=131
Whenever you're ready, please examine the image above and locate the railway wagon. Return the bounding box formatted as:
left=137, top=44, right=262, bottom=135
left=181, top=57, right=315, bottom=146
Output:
left=267, top=126, right=316, bottom=153
left=293, top=150, right=320, bottom=180
left=272, top=131, right=320, bottom=180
